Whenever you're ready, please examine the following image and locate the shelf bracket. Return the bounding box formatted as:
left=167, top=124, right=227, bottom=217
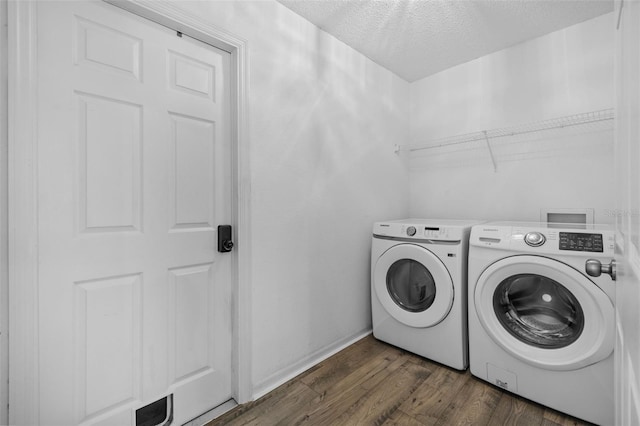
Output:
left=483, top=131, right=497, bottom=172
left=617, top=0, right=624, bottom=30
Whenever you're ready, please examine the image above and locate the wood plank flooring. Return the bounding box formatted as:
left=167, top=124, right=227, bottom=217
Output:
left=207, top=335, right=594, bottom=426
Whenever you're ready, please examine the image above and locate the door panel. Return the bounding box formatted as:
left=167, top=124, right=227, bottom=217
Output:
left=169, top=113, right=216, bottom=229
left=36, top=2, right=232, bottom=424
left=78, top=92, right=142, bottom=232
left=74, top=274, right=142, bottom=420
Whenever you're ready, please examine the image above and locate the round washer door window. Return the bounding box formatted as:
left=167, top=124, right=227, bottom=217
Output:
left=474, top=255, right=614, bottom=371
left=493, top=274, right=584, bottom=349
left=374, top=244, right=453, bottom=328
left=386, top=259, right=436, bottom=312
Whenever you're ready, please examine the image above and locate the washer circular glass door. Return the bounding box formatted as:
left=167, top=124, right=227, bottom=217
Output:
left=474, top=255, right=614, bottom=370
left=374, top=244, right=453, bottom=328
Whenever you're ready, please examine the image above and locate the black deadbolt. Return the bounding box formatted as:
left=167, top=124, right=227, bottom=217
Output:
left=218, top=225, right=234, bottom=253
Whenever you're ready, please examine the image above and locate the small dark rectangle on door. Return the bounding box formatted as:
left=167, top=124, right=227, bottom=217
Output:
left=218, top=225, right=234, bottom=252
left=136, top=394, right=173, bottom=426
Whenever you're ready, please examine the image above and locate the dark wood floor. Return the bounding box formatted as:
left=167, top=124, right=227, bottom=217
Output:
left=207, top=335, right=593, bottom=426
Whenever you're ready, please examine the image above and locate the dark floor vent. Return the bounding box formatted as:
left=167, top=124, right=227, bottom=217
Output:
left=136, top=394, right=173, bottom=426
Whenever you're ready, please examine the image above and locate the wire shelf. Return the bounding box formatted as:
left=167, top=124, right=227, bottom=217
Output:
left=408, top=109, right=615, bottom=152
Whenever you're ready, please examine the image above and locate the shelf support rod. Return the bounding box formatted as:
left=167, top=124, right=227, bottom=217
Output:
left=617, top=0, right=624, bottom=30
left=483, top=131, right=497, bottom=172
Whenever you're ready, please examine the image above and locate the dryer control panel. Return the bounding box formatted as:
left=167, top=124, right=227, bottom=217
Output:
left=373, top=221, right=477, bottom=242
left=423, top=226, right=452, bottom=240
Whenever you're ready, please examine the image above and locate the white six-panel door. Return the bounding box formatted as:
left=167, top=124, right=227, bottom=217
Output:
left=35, top=1, right=232, bottom=424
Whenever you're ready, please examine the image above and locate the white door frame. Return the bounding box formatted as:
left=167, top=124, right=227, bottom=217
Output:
left=7, top=1, right=252, bottom=423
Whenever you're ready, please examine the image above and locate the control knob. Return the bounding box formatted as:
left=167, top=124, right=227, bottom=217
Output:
left=524, top=232, right=546, bottom=247
left=406, top=226, right=417, bottom=237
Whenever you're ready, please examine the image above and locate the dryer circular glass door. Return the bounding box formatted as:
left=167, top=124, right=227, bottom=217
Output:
left=374, top=243, right=453, bottom=328
left=474, top=255, right=614, bottom=371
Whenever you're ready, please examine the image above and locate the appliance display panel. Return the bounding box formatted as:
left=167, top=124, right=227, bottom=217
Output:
left=558, top=232, right=603, bottom=252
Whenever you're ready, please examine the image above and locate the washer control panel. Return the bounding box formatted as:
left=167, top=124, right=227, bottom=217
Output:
left=559, top=232, right=603, bottom=252
left=470, top=222, right=614, bottom=256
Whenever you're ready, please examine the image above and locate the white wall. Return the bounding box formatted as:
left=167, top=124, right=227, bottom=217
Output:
left=409, top=13, right=615, bottom=225
left=171, top=1, right=410, bottom=396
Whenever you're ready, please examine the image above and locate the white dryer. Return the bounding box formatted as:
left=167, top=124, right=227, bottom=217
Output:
left=468, top=222, right=615, bottom=425
left=371, top=218, right=482, bottom=370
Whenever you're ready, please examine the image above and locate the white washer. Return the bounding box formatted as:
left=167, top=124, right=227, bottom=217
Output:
left=468, top=222, right=615, bottom=425
left=371, top=218, right=482, bottom=370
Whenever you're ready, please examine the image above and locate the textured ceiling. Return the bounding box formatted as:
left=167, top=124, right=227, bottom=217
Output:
left=277, top=0, right=614, bottom=82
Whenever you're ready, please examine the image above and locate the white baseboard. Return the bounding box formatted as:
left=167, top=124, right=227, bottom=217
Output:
left=251, top=328, right=372, bottom=401
left=184, top=399, right=238, bottom=426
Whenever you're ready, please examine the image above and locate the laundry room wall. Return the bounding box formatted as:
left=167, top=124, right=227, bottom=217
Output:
left=408, top=13, right=615, bottom=225
left=168, top=1, right=411, bottom=398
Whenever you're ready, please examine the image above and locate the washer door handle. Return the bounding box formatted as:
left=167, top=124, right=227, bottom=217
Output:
left=585, top=259, right=616, bottom=281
